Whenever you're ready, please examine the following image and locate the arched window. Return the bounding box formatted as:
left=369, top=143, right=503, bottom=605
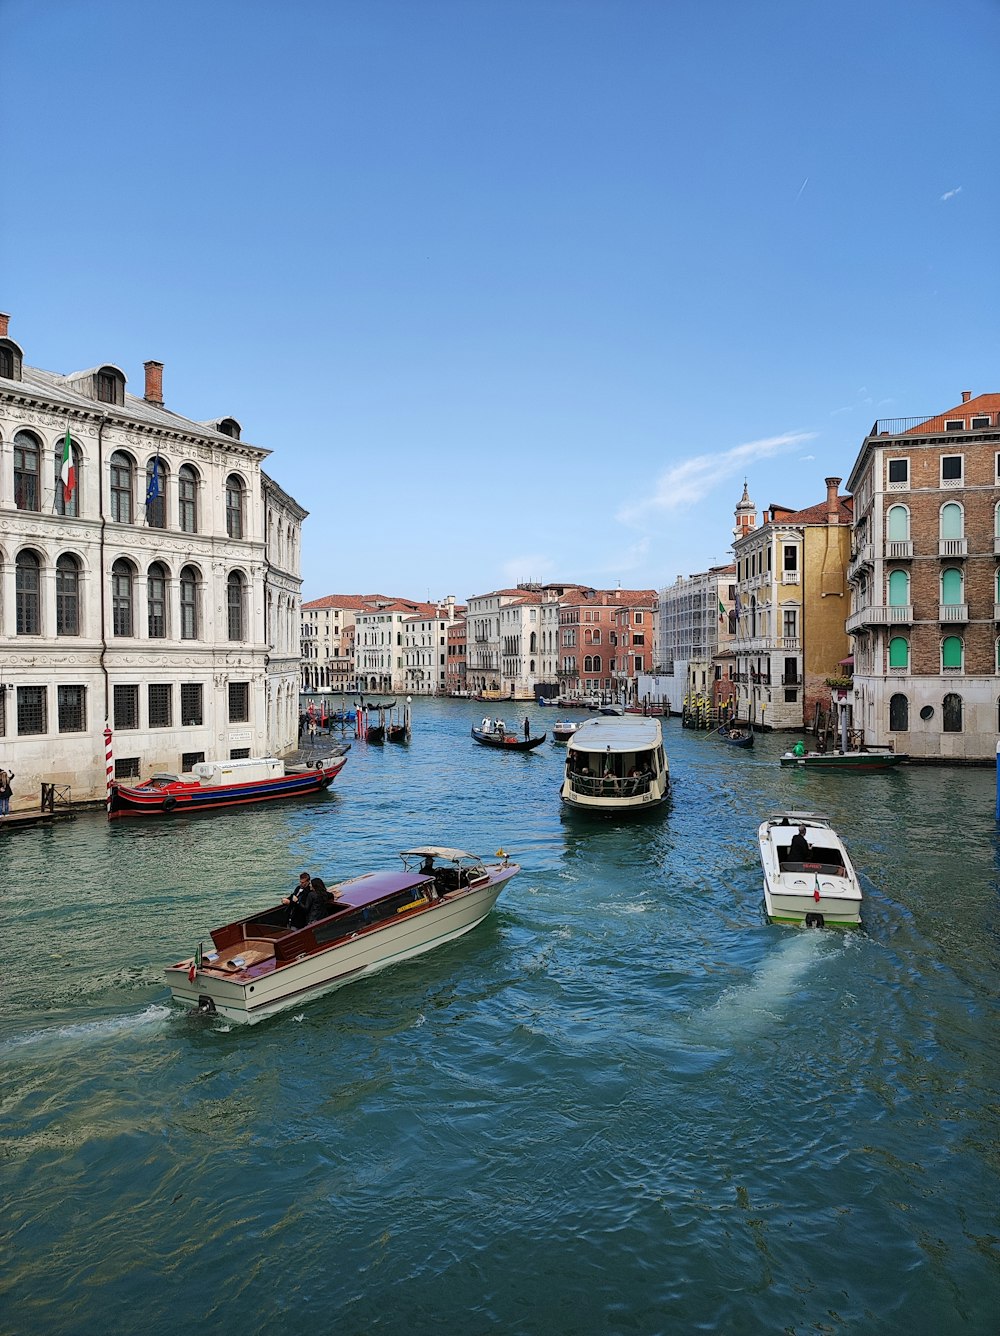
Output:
left=886, top=505, right=909, bottom=541
left=178, top=464, right=198, bottom=534
left=994, top=502, right=1000, bottom=540
left=887, top=570, right=909, bottom=606
left=942, top=692, right=963, bottom=732
left=54, top=438, right=82, bottom=517
left=529, top=631, right=537, bottom=653
left=227, top=571, right=246, bottom=641
left=147, top=562, right=168, bottom=638
left=13, top=431, right=41, bottom=511
left=940, top=567, right=963, bottom=604
left=145, top=457, right=167, bottom=529
left=940, top=502, right=963, bottom=540
left=584, top=655, right=593, bottom=673
left=109, top=451, right=134, bottom=523
left=941, top=635, right=963, bottom=670
left=180, top=565, right=199, bottom=640
left=888, top=636, right=909, bottom=669
left=112, top=559, right=134, bottom=636
left=225, top=474, right=245, bottom=539
left=593, top=654, right=602, bottom=672
left=15, top=550, right=41, bottom=634
left=889, top=693, right=909, bottom=731
left=56, top=554, right=81, bottom=636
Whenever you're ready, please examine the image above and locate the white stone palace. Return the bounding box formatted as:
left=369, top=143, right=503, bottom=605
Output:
left=0, top=313, right=305, bottom=808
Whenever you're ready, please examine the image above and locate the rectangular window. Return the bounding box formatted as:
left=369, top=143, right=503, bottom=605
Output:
left=633, top=633, right=645, bottom=646
left=180, top=683, right=203, bottom=726
left=115, top=757, right=140, bottom=779
left=941, top=455, right=963, bottom=483
left=17, top=685, right=46, bottom=735
left=113, top=684, right=139, bottom=729
left=784, top=688, right=797, bottom=703
left=971, top=415, right=990, bottom=429
left=888, top=458, right=909, bottom=485
left=228, top=681, right=250, bottom=722
left=783, top=610, right=797, bottom=639
left=944, top=419, right=964, bottom=432
left=181, top=752, right=205, bottom=771
left=230, top=747, right=251, bottom=760
left=783, top=545, right=798, bottom=572
left=58, top=685, right=86, bottom=732
left=148, top=683, right=172, bottom=728
left=634, top=611, right=643, bottom=623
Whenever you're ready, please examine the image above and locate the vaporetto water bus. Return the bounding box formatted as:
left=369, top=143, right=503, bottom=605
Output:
left=560, top=716, right=669, bottom=814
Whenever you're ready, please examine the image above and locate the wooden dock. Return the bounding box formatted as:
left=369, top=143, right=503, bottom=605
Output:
left=1, top=810, right=78, bottom=835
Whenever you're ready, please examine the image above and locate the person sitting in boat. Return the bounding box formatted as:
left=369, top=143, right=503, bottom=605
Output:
left=420, top=853, right=435, bottom=875
left=304, top=877, right=338, bottom=924
left=283, top=872, right=312, bottom=929
left=788, top=826, right=811, bottom=862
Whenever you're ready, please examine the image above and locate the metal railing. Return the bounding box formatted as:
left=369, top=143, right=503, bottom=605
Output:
left=566, top=773, right=652, bottom=799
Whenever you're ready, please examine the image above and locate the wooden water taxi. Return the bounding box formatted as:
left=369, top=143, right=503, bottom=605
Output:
left=166, top=847, right=519, bottom=1024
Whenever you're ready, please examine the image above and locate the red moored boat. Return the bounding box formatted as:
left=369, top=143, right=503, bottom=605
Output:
left=109, top=751, right=349, bottom=818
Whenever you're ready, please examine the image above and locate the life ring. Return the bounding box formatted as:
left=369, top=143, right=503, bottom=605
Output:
left=314, top=760, right=325, bottom=771
left=162, top=795, right=178, bottom=812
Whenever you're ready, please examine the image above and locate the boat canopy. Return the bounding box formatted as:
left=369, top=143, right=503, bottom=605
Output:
left=566, top=717, right=662, bottom=754
left=400, top=846, right=481, bottom=864
left=334, top=868, right=433, bottom=909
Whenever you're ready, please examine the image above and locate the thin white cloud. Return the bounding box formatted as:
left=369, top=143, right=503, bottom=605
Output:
left=799, top=454, right=815, bottom=461
left=594, top=537, right=650, bottom=576
left=794, top=176, right=809, bottom=202
left=940, top=186, right=962, bottom=202
left=616, top=432, right=815, bottom=525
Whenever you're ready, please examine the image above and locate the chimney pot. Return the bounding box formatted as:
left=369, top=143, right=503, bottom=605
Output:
left=0, top=313, right=9, bottom=339
left=144, top=360, right=164, bottom=405
left=961, top=389, right=971, bottom=403
left=825, top=476, right=842, bottom=525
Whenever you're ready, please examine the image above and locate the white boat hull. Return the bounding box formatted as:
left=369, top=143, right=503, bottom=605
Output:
left=166, top=875, right=511, bottom=1024
left=757, top=813, right=862, bottom=927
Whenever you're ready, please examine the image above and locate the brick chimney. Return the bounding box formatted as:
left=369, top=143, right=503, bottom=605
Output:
left=144, top=360, right=164, bottom=405
left=961, top=389, right=971, bottom=403
left=825, top=476, right=842, bottom=526
left=0, top=313, right=9, bottom=338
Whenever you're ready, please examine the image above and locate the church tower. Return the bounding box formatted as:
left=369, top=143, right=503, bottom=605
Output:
left=733, top=479, right=756, bottom=541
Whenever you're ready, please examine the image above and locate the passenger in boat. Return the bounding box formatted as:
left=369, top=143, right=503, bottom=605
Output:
left=481, top=717, right=490, bottom=733
left=788, top=826, right=811, bottom=861
left=283, top=872, right=312, bottom=929
left=304, top=877, right=337, bottom=924
left=420, top=853, right=435, bottom=875
left=495, top=718, right=506, bottom=736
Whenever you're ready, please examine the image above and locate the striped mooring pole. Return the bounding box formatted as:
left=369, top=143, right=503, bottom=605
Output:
left=104, top=725, right=114, bottom=818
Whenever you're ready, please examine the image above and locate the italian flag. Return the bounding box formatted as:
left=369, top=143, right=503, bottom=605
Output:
left=60, top=428, right=75, bottom=503
left=718, top=598, right=726, bottom=624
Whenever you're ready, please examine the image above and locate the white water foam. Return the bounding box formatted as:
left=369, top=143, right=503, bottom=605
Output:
left=702, top=932, right=831, bottom=1036
left=0, top=1002, right=173, bottom=1054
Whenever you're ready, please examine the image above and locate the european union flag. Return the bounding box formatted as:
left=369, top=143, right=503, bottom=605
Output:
left=145, top=457, right=162, bottom=507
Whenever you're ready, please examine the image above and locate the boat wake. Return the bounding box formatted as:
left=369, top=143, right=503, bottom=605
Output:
left=0, top=1003, right=173, bottom=1055
left=701, top=933, right=831, bottom=1037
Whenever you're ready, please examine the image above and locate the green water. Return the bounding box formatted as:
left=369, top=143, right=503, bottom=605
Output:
left=1, top=703, right=998, bottom=1334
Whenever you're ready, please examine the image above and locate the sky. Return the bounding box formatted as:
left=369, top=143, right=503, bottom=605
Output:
left=4, top=0, right=999, bottom=602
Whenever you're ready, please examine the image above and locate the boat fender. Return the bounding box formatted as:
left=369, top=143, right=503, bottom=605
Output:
left=162, top=795, right=178, bottom=812
left=314, top=760, right=324, bottom=771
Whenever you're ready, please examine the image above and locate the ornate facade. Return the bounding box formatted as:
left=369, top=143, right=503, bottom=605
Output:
left=0, top=314, right=305, bottom=807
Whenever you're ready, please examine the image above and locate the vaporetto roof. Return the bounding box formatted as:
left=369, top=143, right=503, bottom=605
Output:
left=566, top=716, right=663, bottom=753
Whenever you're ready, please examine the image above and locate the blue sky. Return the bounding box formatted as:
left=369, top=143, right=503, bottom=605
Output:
left=5, top=0, right=999, bottom=601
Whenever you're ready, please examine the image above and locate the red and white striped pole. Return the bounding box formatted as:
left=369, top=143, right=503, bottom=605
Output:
left=104, top=725, right=114, bottom=819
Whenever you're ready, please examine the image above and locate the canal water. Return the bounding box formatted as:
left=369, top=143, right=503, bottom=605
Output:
left=2, top=701, right=998, bottom=1334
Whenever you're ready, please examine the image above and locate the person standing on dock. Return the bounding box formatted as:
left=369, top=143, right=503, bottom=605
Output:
left=0, top=770, right=13, bottom=816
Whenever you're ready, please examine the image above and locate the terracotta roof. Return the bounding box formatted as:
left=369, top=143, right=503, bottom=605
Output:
left=302, top=594, right=390, bottom=611
left=906, top=392, right=1000, bottom=434
left=777, top=496, right=853, bottom=525
left=559, top=587, right=657, bottom=608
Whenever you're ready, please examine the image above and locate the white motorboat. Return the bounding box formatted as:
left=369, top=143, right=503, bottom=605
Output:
left=560, top=716, right=669, bottom=814
left=165, top=847, right=519, bottom=1024
left=757, top=811, right=863, bottom=927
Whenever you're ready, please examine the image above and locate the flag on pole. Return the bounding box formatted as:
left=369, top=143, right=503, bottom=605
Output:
left=718, top=598, right=726, bottom=624
left=60, top=428, right=76, bottom=504
left=145, top=454, right=161, bottom=508
left=734, top=590, right=743, bottom=618
left=188, top=942, right=203, bottom=983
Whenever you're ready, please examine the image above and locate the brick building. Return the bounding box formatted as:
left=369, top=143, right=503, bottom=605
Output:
left=846, top=391, right=1000, bottom=760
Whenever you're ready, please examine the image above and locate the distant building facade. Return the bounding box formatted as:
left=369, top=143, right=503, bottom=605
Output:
left=0, top=313, right=304, bottom=807
left=846, top=392, right=1000, bottom=760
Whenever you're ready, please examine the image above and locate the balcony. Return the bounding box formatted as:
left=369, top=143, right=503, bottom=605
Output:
left=846, top=605, right=912, bottom=632
left=938, top=604, right=968, bottom=623
left=848, top=545, right=873, bottom=579
left=938, top=538, right=967, bottom=558
left=886, top=540, right=913, bottom=559
left=780, top=570, right=800, bottom=585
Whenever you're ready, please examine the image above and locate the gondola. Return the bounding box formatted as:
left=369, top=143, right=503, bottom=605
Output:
left=471, top=726, right=546, bottom=752
left=717, top=723, right=754, bottom=748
